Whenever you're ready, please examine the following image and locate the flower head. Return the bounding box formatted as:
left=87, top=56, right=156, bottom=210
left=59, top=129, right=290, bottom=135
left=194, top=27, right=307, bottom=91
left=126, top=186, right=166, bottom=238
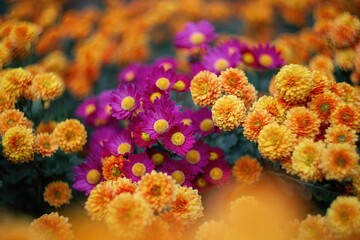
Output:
left=123, top=152, right=156, bottom=182
left=203, top=160, right=231, bottom=186
left=251, top=96, right=286, bottom=123
left=173, top=73, right=191, bottom=92
left=53, top=119, right=87, bottom=153
left=147, top=149, right=169, bottom=167
left=308, top=91, right=342, bottom=124
left=253, top=43, right=284, bottom=70
left=190, top=70, right=222, bottom=107
left=1, top=67, right=32, bottom=98
left=284, top=107, right=321, bottom=139
left=75, top=96, right=98, bottom=126
left=232, top=155, right=262, bottom=184
left=159, top=159, right=195, bottom=186
left=163, top=123, right=196, bottom=156
left=325, top=124, right=358, bottom=145
left=43, top=181, right=72, bottom=208
left=118, top=63, right=142, bottom=83
left=0, top=109, right=33, bottom=136
left=331, top=103, right=360, bottom=131
left=109, top=84, right=142, bottom=120
left=35, top=132, right=58, bottom=157
left=298, top=215, right=331, bottom=240
left=207, top=146, right=225, bottom=161
left=102, top=155, right=126, bottom=181
left=192, top=108, right=219, bottom=137
left=36, top=121, right=57, bottom=134
left=219, top=68, right=248, bottom=97
left=309, top=55, right=334, bottom=73
left=329, top=12, right=360, bottom=48
left=184, top=140, right=210, bottom=175
left=104, top=131, right=134, bottom=156
left=147, top=66, right=176, bottom=92
left=243, top=109, right=276, bottom=142
left=202, top=47, right=239, bottom=74
left=309, top=70, right=333, bottom=96
left=32, top=72, right=65, bottom=101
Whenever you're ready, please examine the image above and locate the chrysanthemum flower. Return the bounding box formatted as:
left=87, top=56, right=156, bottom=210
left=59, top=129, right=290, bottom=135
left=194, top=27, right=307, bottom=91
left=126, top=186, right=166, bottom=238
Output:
left=308, top=91, right=342, bottom=124
left=241, top=83, right=258, bottom=109
left=192, top=108, right=219, bottom=137
left=43, top=181, right=72, bottom=208
left=332, top=82, right=360, bottom=105
left=160, top=211, right=185, bottom=239
left=258, top=122, right=296, bottom=161
left=159, top=159, right=194, bottom=186
left=118, top=63, right=141, bottom=83
left=184, top=140, right=210, bottom=175
left=251, top=96, right=286, bottom=123
left=207, top=146, right=225, bottom=161
left=2, top=125, right=35, bottom=163
left=32, top=72, right=65, bottom=101
left=331, top=103, right=360, bottom=131
left=148, top=149, right=169, bottom=167
left=219, top=67, right=248, bottom=97
left=133, top=125, right=158, bottom=149
left=325, top=124, right=358, bottom=145
left=190, top=70, right=222, bottom=107
left=326, top=196, right=360, bottom=236
left=106, top=193, right=154, bottom=239
left=211, top=95, right=246, bottom=131
left=172, top=73, right=191, bottom=92
left=203, top=160, right=231, bottom=186
left=232, top=155, right=262, bottom=184
left=0, top=88, right=16, bottom=112
left=309, top=54, right=334, bottom=73
left=123, top=152, right=156, bottom=182
left=102, top=155, right=126, bottom=181
left=329, top=12, right=360, bottom=48
left=202, top=47, right=239, bottom=74
left=334, top=48, right=356, bottom=71
left=195, top=220, right=229, bottom=240
left=163, top=123, right=195, bottom=156
left=53, top=119, right=87, bottom=153
left=309, top=70, right=333, bottom=96
left=291, top=139, right=325, bottom=182
left=29, top=212, right=74, bottom=240
left=137, top=171, right=176, bottom=212
left=142, top=85, right=170, bottom=108
left=0, top=109, right=33, bottom=136
left=75, top=96, right=98, bottom=126
left=274, top=64, right=313, bottom=104
left=171, top=185, right=204, bottom=225
left=1, top=67, right=32, bottom=98
left=147, top=66, right=176, bottom=92
left=284, top=107, right=321, bottom=139
left=109, top=84, right=142, bottom=120
left=253, top=43, right=284, bottom=70
left=243, top=109, right=276, bottom=142
left=297, top=215, right=331, bottom=240
left=36, top=121, right=57, bottom=134
left=35, top=132, right=58, bottom=157
left=143, top=216, right=172, bottom=240
left=104, top=131, right=134, bottom=156
left=85, top=178, right=136, bottom=221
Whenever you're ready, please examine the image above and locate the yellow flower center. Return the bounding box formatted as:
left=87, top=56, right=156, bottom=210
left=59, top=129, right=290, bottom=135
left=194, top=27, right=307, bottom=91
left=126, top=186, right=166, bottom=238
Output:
left=150, top=92, right=162, bottom=103
left=303, top=153, right=315, bottom=167
left=200, top=118, right=214, bottom=132
left=190, top=32, right=205, bottom=45
left=199, top=82, right=209, bottom=95
left=151, top=185, right=162, bottom=196
left=132, top=163, right=146, bottom=177
left=161, top=63, right=172, bottom=71
left=141, top=132, right=151, bottom=141
left=186, top=150, right=201, bottom=164
left=151, top=153, right=164, bottom=165
left=259, top=54, right=273, bottom=67
left=86, top=169, right=101, bottom=185
left=197, top=177, right=207, bottom=188
left=243, top=53, right=255, bottom=65
left=111, top=166, right=121, bottom=177
left=173, top=80, right=186, bottom=91
left=106, top=104, right=112, bottom=115
left=85, top=104, right=96, bottom=115
left=153, top=119, right=169, bottom=134
left=209, top=167, right=223, bottom=181
left=209, top=152, right=219, bottom=161
left=336, top=157, right=346, bottom=167
left=320, top=102, right=330, bottom=112
left=125, top=71, right=135, bottom=82
left=337, top=134, right=346, bottom=143
left=171, top=132, right=185, bottom=146
left=121, top=96, right=136, bottom=111
left=228, top=47, right=236, bottom=55
left=117, top=143, right=131, bottom=155
left=156, top=77, right=171, bottom=90
left=171, top=170, right=186, bottom=185
left=214, top=58, right=230, bottom=71
left=182, top=118, right=192, bottom=126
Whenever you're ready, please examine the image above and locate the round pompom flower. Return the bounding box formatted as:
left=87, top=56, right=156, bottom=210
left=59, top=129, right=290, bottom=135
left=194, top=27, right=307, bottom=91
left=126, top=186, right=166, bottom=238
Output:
left=190, top=70, right=222, bottom=108
left=109, top=84, right=142, bottom=120
left=159, top=159, right=194, bottom=186
left=326, top=196, right=360, bottom=236
left=29, top=212, right=74, bottom=240
left=137, top=170, right=176, bottom=212
left=0, top=109, right=33, bottom=136
left=284, top=107, right=321, bottom=139
left=308, top=91, right=342, bottom=124
left=43, top=181, right=72, bottom=208
left=105, top=193, right=154, bottom=239
left=258, top=122, right=296, bottom=161
left=0, top=88, right=16, bottom=112
left=325, top=124, right=358, bottom=145
left=104, top=131, right=134, bottom=156
left=36, top=121, right=57, bottom=134
left=331, top=103, right=360, bottom=131
left=211, top=95, right=246, bottom=131
left=219, top=68, right=248, bottom=97
left=329, top=12, right=360, bottom=48
left=320, top=143, right=359, bottom=181
left=297, top=215, right=331, bottom=240
left=309, top=54, right=334, bottom=73
left=192, top=108, right=219, bottom=137
left=243, top=109, right=276, bottom=142
left=102, top=155, right=126, bottom=181
left=232, top=155, right=262, bottom=184
left=274, top=64, right=313, bottom=104
left=241, top=83, right=258, bottom=109
left=291, top=139, right=325, bottom=182
left=309, top=70, right=333, bottom=96
left=35, top=132, right=58, bottom=157
left=251, top=96, right=286, bottom=123
left=53, top=119, right=87, bottom=153
left=184, top=140, right=210, bottom=175
left=123, top=152, right=156, bottom=182
left=203, top=160, right=231, bottom=186
left=163, top=123, right=195, bottom=156
left=2, top=125, right=35, bottom=163
left=1, top=67, right=32, bottom=98
left=32, top=72, right=65, bottom=101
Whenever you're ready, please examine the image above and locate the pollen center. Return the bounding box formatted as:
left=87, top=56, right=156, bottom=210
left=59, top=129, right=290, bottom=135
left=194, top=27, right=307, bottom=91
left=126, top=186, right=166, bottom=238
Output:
left=121, top=96, right=136, bottom=111
left=190, top=32, right=205, bottom=45
left=117, top=143, right=131, bottom=155
left=199, top=82, right=209, bottom=95
left=214, top=58, right=230, bottom=71
left=209, top=167, right=223, bottom=181
left=197, top=177, right=207, bottom=188
left=156, top=77, right=170, bottom=90
left=86, top=169, right=101, bottom=185
left=320, top=102, right=330, bottom=112
left=141, top=132, right=151, bottom=141
left=337, top=134, right=346, bottom=143
left=243, top=53, right=255, bottom=65
left=182, top=118, right=192, bottom=126
left=151, top=153, right=164, bottom=165
left=209, top=152, right=219, bottom=161
left=85, top=104, right=96, bottom=115
left=171, top=132, right=185, bottom=146
left=172, top=170, right=185, bottom=185
left=150, top=92, right=162, bottom=103
left=186, top=150, right=201, bottom=164
left=153, top=119, right=169, bottom=134
left=200, top=118, right=214, bottom=132
left=259, top=54, right=273, bottom=67
left=132, top=163, right=146, bottom=177
left=173, top=80, right=186, bottom=91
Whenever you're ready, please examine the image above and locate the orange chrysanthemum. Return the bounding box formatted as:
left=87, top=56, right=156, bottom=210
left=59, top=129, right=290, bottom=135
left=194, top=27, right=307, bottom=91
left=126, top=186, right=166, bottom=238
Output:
left=41, top=50, right=69, bottom=74
left=1, top=68, right=33, bottom=98
left=325, top=124, right=358, bottom=145
left=53, top=119, right=87, bottom=153
left=251, top=96, right=287, bottom=123
left=331, top=103, right=360, bottom=131
left=243, top=109, right=275, bottom=142
left=274, top=64, right=313, bottom=104
left=309, top=70, right=333, bottom=96
left=284, top=107, right=320, bottom=139
left=160, top=211, right=185, bottom=239
left=29, top=212, right=74, bottom=240
left=0, top=88, right=16, bottom=112
left=36, top=121, right=57, bottom=134
left=0, top=109, right=33, bottom=136
left=291, top=139, right=325, bottom=182
left=297, top=214, right=331, bottom=240
left=326, top=196, right=360, bottom=236
left=85, top=178, right=136, bottom=221
left=105, top=193, right=154, bottom=239
left=241, top=83, right=258, bottom=109
left=190, top=70, right=222, bottom=107
left=211, top=95, right=246, bottom=131
left=308, top=91, right=342, bottom=123
left=2, top=125, right=35, bottom=163
left=7, top=21, right=41, bottom=46
left=43, top=181, right=72, bottom=208
left=334, top=49, right=356, bottom=71
left=0, top=40, right=11, bottom=68
left=219, top=68, right=248, bottom=97
left=232, top=155, right=262, bottom=184
left=309, top=55, right=334, bottom=73
left=35, top=132, right=58, bottom=157
left=320, top=143, right=359, bottom=181
left=137, top=171, right=176, bottom=212
left=258, top=122, right=296, bottom=161
left=329, top=12, right=360, bottom=48
left=102, top=155, right=126, bottom=181
left=32, top=72, right=65, bottom=101
left=332, top=82, right=360, bottom=105
left=170, top=185, right=203, bottom=225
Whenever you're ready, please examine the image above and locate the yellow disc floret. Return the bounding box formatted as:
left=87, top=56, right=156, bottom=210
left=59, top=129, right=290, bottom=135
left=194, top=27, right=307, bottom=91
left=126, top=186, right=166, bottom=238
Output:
left=121, top=96, right=135, bottom=111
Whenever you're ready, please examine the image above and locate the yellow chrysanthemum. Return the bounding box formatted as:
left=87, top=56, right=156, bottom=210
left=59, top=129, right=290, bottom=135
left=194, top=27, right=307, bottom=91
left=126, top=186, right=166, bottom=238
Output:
left=326, top=196, right=360, bottom=236
left=219, top=68, right=248, bottom=97
left=251, top=95, right=286, bottom=123
left=36, top=121, right=57, bottom=134
left=243, top=109, right=276, bottom=142
left=258, top=122, right=296, bottom=161
left=291, top=139, right=325, bottom=182
left=0, top=88, right=16, bottom=113
left=102, top=155, right=126, bottom=181
left=1, top=68, right=33, bottom=98
left=232, top=155, right=262, bottom=184
left=331, top=103, right=360, bottom=131
left=325, top=124, right=358, bottom=146
left=2, top=125, right=35, bottom=163
left=41, top=50, right=69, bottom=74
left=32, top=72, right=65, bottom=101
left=53, top=119, right=87, bottom=153
left=105, top=193, right=154, bottom=239
left=284, top=107, right=321, bottom=139
left=309, top=70, right=333, bottom=96
left=0, top=109, right=33, bottom=136
left=0, top=40, right=11, bottom=68
left=211, top=95, right=246, bottom=131
left=309, top=55, right=334, bottom=73
left=241, top=83, right=258, bottom=109
left=274, top=64, right=313, bottom=104
left=29, top=212, right=74, bottom=240
left=195, top=220, right=230, bottom=240
left=329, top=12, right=360, bottom=48
left=297, top=214, right=331, bottom=240
left=190, top=70, right=222, bottom=107
left=308, top=91, right=342, bottom=124
left=137, top=171, right=176, bottom=212
left=334, top=49, right=356, bottom=71
left=43, top=181, right=72, bottom=208
left=332, top=82, right=360, bottom=105
left=35, top=132, right=58, bottom=157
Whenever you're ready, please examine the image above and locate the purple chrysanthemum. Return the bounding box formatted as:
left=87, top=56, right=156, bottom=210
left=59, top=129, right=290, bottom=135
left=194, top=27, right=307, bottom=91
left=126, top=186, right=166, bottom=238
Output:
left=190, top=62, right=206, bottom=77
left=154, top=57, right=177, bottom=71
left=202, top=46, right=239, bottom=74
left=123, top=152, right=155, bottom=182
left=141, top=85, right=170, bottom=108
left=219, top=38, right=248, bottom=58
left=118, top=63, right=142, bottom=83
left=192, top=108, right=220, bottom=137
left=109, top=84, right=142, bottom=120
left=133, top=125, right=157, bottom=149
left=172, top=73, right=191, bottom=92
left=175, top=108, right=194, bottom=128
left=95, top=90, right=115, bottom=126
left=104, top=130, right=134, bottom=156
left=75, top=96, right=98, bottom=126
left=147, top=149, right=170, bottom=167
left=203, top=160, right=231, bottom=187
left=191, top=174, right=213, bottom=193
left=88, top=124, right=123, bottom=158
left=207, top=146, right=225, bottom=161
left=253, top=43, right=285, bottom=70
left=241, top=45, right=257, bottom=68
left=147, top=66, right=177, bottom=92
left=163, top=123, right=196, bottom=156
left=184, top=139, right=210, bottom=175
left=159, top=159, right=194, bottom=186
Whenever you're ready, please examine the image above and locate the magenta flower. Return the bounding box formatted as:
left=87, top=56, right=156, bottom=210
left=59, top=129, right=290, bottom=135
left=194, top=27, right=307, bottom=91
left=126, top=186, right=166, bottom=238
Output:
left=123, top=152, right=156, bottom=182
left=207, top=146, right=225, bottom=161
left=118, top=63, right=142, bottom=83
left=76, top=96, right=98, bottom=126
left=88, top=124, right=123, bottom=158
left=163, top=123, right=195, bottom=156
left=219, top=39, right=248, bottom=58
left=253, top=43, right=285, bottom=70
left=203, top=160, right=231, bottom=187
left=192, top=108, right=220, bottom=137
left=172, top=73, right=191, bottom=92
left=133, top=125, right=157, bottom=149
left=109, top=84, right=142, bottom=120
left=202, top=46, right=240, bottom=74
left=154, top=57, right=177, bottom=71
left=147, top=66, right=177, bottom=92
left=191, top=174, right=213, bottom=193
left=159, top=159, right=194, bottom=186
left=95, top=90, right=115, bottom=126
left=147, top=149, right=170, bottom=167
left=142, top=85, right=170, bottom=108
left=184, top=139, right=210, bottom=175
left=104, top=131, right=134, bottom=157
